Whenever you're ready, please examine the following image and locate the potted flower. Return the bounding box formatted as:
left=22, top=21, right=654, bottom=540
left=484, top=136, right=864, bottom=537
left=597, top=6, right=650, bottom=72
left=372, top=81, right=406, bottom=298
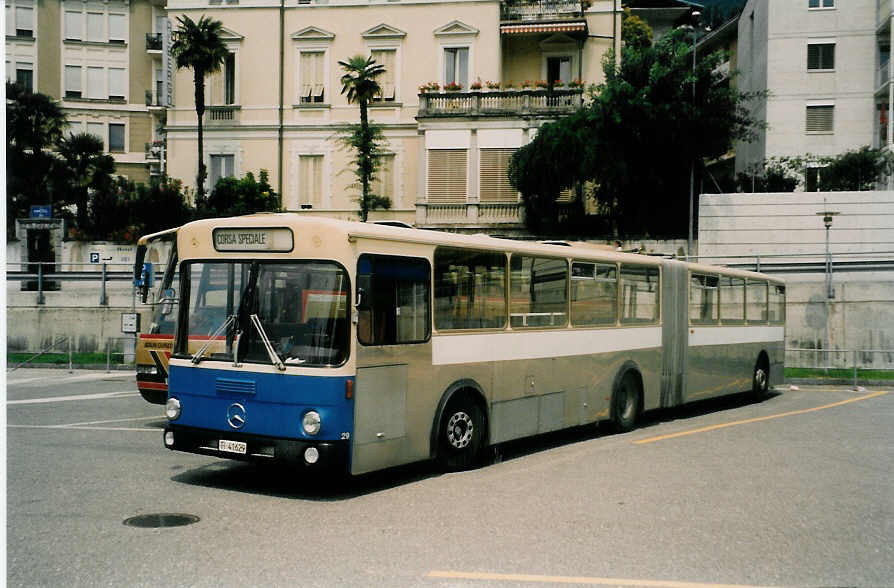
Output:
left=418, top=81, right=439, bottom=94
left=553, top=79, right=566, bottom=89
left=523, top=80, right=533, bottom=90
left=470, top=79, right=482, bottom=91
left=486, top=80, right=500, bottom=90
left=568, top=79, right=584, bottom=89
left=444, top=81, right=463, bottom=92
left=502, top=80, right=515, bottom=90
left=535, top=79, right=549, bottom=89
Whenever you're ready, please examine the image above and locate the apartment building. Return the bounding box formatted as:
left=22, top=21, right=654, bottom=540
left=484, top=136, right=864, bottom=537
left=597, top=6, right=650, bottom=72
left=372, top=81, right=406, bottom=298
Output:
left=736, top=0, right=882, bottom=189
left=5, top=0, right=168, bottom=183
left=164, top=0, right=620, bottom=232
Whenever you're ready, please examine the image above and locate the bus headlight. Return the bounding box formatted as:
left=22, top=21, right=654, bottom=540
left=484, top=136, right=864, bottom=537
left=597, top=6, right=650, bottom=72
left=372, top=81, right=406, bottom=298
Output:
left=166, top=397, right=181, bottom=420
left=302, top=411, right=321, bottom=436
left=136, top=365, right=158, bottom=375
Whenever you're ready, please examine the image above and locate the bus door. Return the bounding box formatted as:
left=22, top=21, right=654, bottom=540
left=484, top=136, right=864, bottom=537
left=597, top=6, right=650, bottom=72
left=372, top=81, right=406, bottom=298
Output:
left=353, top=254, right=432, bottom=475
left=660, top=261, right=688, bottom=407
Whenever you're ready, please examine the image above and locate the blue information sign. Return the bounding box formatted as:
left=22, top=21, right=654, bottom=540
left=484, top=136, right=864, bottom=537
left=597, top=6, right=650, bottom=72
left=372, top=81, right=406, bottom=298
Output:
left=30, top=205, right=52, bottom=219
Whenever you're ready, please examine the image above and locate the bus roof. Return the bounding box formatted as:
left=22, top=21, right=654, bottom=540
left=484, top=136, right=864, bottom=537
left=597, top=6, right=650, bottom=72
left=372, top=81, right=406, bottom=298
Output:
left=136, top=226, right=179, bottom=246
left=176, top=213, right=782, bottom=284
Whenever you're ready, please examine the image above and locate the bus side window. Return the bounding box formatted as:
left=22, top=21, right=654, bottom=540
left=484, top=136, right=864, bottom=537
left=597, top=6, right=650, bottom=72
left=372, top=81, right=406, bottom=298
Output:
left=357, top=254, right=430, bottom=345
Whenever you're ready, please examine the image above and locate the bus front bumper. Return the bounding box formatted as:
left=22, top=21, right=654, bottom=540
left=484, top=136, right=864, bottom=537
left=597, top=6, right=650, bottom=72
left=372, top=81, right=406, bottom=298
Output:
left=163, top=425, right=350, bottom=474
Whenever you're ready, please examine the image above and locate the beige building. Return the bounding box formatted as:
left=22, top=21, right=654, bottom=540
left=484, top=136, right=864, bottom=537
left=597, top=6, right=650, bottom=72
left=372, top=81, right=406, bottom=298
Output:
left=5, top=0, right=168, bottom=183
left=165, top=0, right=621, bottom=232
left=736, top=0, right=884, bottom=189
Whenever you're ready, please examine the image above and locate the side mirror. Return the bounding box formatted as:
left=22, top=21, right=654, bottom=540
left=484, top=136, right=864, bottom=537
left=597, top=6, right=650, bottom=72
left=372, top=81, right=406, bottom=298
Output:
left=138, top=262, right=153, bottom=304
left=160, top=287, right=176, bottom=316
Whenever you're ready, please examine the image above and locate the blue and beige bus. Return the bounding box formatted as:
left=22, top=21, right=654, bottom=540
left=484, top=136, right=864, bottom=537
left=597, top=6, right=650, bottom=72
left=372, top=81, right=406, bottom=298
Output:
left=163, top=215, right=785, bottom=475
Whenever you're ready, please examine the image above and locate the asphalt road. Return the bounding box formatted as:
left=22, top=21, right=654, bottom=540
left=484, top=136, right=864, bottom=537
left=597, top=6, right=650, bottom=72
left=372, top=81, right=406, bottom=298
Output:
left=6, top=368, right=893, bottom=588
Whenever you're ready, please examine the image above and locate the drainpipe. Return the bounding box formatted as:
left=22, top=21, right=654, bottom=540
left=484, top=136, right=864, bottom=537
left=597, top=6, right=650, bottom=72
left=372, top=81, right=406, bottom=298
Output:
left=612, top=0, right=617, bottom=66
left=277, top=0, right=285, bottom=204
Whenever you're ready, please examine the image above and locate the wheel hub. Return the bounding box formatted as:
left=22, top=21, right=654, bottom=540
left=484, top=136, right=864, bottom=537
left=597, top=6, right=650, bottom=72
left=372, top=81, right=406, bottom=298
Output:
left=446, top=411, right=473, bottom=449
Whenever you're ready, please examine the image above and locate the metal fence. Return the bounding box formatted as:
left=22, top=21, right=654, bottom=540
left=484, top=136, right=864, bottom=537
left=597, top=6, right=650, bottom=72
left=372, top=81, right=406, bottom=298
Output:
left=7, top=335, right=135, bottom=373
left=7, top=261, right=161, bottom=305
left=786, top=347, right=894, bottom=386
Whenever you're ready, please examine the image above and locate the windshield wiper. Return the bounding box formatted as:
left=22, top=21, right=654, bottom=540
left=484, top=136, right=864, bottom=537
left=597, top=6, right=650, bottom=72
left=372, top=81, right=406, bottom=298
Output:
left=191, top=314, right=236, bottom=365
left=249, top=314, right=286, bottom=371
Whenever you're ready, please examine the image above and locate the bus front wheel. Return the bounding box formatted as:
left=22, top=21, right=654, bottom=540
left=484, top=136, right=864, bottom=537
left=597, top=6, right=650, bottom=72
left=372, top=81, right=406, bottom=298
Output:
left=438, top=396, right=483, bottom=471
left=753, top=357, right=770, bottom=401
left=612, top=373, right=639, bottom=433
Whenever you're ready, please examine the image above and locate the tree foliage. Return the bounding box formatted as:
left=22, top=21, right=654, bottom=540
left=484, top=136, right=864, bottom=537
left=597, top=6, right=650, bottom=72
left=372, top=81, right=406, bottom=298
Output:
left=171, top=15, right=228, bottom=200
left=509, top=28, right=765, bottom=236
left=54, top=132, right=116, bottom=228
left=621, top=7, right=652, bottom=50
left=738, top=146, right=894, bottom=193
left=339, top=55, right=390, bottom=221
left=195, top=170, right=281, bottom=219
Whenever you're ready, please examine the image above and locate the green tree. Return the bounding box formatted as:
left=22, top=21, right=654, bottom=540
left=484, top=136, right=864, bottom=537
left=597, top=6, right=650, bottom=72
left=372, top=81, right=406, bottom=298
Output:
left=54, top=132, right=116, bottom=229
left=6, top=82, right=69, bottom=235
left=621, top=7, right=652, bottom=50
left=195, top=170, right=280, bottom=219
left=510, top=28, right=764, bottom=236
left=822, top=146, right=894, bottom=191
left=338, top=55, right=390, bottom=221
left=171, top=15, right=228, bottom=201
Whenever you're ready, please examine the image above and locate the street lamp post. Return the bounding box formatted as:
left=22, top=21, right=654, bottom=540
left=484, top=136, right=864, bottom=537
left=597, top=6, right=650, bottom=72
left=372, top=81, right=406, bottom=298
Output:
left=688, top=11, right=700, bottom=262
left=816, top=201, right=839, bottom=371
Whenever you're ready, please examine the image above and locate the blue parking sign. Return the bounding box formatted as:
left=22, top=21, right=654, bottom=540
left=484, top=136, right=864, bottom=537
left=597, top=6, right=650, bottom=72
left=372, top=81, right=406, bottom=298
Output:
left=30, top=205, right=51, bottom=219
left=89, top=252, right=100, bottom=263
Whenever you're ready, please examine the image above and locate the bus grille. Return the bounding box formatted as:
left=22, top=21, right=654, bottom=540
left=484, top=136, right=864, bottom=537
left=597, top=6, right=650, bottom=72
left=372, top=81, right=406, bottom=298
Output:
left=215, top=377, right=257, bottom=395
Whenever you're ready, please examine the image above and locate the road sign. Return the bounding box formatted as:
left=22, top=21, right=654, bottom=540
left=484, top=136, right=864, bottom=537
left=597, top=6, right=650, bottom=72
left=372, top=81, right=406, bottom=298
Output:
left=30, top=205, right=51, bottom=219
left=121, top=313, right=141, bottom=334
left=89, top=252, right=100, bottom=263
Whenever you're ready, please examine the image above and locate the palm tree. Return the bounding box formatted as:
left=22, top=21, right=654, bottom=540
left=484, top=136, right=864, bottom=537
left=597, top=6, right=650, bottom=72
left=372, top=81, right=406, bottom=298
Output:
left=339, top=55, right=386, bottom=222
left=55, top=133, right=115, bottom=229
left=171, top=15, right=228, bottom=200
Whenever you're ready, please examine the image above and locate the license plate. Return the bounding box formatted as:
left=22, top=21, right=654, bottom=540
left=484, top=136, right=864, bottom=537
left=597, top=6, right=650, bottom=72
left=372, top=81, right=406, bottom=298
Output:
left=218, top=439, right=247, bottom=454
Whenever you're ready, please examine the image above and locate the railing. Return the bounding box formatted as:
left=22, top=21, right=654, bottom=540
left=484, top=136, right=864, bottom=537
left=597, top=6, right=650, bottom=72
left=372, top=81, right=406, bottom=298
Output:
left=8, top=262, right=155, bottom=305
left=681, top=251, right=894, bottom=273
left=416, top=201, right=523, bottom=226
left=7, top=336, right=135, bottom=372
left=418, top=89, right=583, bottom=118
left=480, top=202, right=523, bottom=222
left=786, top=347, right=894, bottom=387
left=145, top=33, right=162, bottom=51
left=205, top=105, right=240, bottom=124
left=501, top=0, right=583, bottom=21
left=878, top=60, right=889, bottom=90
left=144, top=141, right=163, bottom=161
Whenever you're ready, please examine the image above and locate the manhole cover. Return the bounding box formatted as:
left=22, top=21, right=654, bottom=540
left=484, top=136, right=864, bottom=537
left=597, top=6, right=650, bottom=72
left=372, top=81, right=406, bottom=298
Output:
left=123, top=513, right=200, bottom=528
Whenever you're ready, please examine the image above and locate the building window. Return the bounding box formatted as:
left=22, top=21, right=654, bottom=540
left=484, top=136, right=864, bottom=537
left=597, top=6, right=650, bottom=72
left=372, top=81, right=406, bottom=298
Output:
left=65, top=65, right=82, bottom=98
left=87, top=12, right=104, bottom=42
left=546, top=56, right=572, bottom=85
left=427, top=149, right=467, bottom=202
left=371, top=49, right=396, bottom=101
left=224, top=53, right=235, bottom=105
left=808, top=0, right=834, bottom=7
left=298, top=154, right=323, bottom=208
left=209, top=154, right=235, bottom=189
left=65, top=10, right=81, bottom=40
left=479, top=148, right=517, bottom=202
left=444, top=47, right=468, bottom=88
left=108, top=68, right=125, bottom=100
left=87, top=122, right=104, bottom=142
left=299, top=51, right=325, bottom=104
left=16, top=64, right=33, bottom=92
left=807, top=43, right=834, bottom=70
left=374, top=153, right=395, bottom=207
left=87, top=66, right=104, bottom=99
left=15, top=5, right=33, bottom=37
left=806, top=104, right=834, bottom=133
left=108, top=123, right=125, bottom=152
left=109, top=13, right=126, bottom=43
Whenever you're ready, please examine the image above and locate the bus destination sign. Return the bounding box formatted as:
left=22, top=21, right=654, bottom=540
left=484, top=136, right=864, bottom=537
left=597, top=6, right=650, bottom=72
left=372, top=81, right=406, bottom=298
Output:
left=213, top=228, right=294, bottom=252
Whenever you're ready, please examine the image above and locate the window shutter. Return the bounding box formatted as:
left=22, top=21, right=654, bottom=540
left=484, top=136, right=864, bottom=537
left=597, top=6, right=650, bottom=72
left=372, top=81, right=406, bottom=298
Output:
left=428, top=149, right=467, bottom=203
left=16, top=6, right=33, bottom=34
left=376, top=154, right=395, bottom=205
left=65, top=65, right=81, bottom=94
left=87, top=67, right=104, bottom=99
left=87, top=12, right=103, bottom=42
left=109, top=13, right=125, bottom=42
left=300, top=155, right=323, bottom=207
left=479, top=148, right=517, bottom=202
left=65, top=11, right=81, bottom=40
left=806, top=105, right=834, bottom=132
left=87, top=122, right=104, bottom=141
left=108, top=68, right=125, bottom=99
left=807, top=45, right=819, bottom=70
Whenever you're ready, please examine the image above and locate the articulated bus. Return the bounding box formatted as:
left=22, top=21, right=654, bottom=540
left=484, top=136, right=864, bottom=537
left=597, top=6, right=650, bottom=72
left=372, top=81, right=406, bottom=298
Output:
left=162, top=215, right=785, bottom=475
left=133, top=228, right=180, bottom=404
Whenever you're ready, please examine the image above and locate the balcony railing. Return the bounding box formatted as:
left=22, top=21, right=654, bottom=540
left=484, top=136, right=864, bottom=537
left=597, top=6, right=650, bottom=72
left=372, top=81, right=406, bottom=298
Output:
left=144, top=141, right=163, bottom=161
left=501, top=0, right=583, bottom=21
left=418, top=88, right=583, bottom=118
left=878, top=60, right=890, bottom=90
left=204, top=105, right=240, bottom=124
left=416, top=201, right=524, bottom=227
left=145, top=33, right=162, bottom=51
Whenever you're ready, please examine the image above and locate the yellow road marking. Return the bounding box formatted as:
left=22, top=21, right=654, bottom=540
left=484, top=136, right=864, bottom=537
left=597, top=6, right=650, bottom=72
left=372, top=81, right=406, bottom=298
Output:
left=427, top=570, right=781, bottom=588
left=635, top=390, right=888, bottom=445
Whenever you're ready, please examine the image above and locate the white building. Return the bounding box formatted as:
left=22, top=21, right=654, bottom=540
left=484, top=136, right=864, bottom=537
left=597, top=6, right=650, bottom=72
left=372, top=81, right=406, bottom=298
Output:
left=736, top=0, right=884, bottom=189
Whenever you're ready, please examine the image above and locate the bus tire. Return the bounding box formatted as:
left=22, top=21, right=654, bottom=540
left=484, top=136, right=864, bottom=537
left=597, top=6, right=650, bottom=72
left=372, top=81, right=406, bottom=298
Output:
left=612, top=372, right=639, bottom=433
left=752, top=355, right=770, bottom=401
left=438, top=396, right=483, bottom=471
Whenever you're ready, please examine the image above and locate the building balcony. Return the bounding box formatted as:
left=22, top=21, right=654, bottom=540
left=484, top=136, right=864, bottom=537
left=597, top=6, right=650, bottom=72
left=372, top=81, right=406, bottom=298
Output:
left=145, top=33, right=162, bottom=52
left=415, top=201, right=524, bottom=228
left=144, top=141, right=163, bottom=162
left=417, top=88, right=583, bottom=119
left=500, top=0, right=584, bottom=23
left=204, top=105, right=240, bottom=125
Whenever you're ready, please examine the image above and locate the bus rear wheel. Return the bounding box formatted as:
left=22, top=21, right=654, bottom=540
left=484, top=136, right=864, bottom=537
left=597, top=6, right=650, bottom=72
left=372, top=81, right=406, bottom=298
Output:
left=612, top=373, right=639, bottom=433
left=438, top=396, right=483, bottom=471
left=752, top=358, right=770, bottom=401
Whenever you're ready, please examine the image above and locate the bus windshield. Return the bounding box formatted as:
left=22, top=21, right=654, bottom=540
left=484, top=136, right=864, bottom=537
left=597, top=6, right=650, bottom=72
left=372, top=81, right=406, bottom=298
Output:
left=178, top=261, right=349, bottom=367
